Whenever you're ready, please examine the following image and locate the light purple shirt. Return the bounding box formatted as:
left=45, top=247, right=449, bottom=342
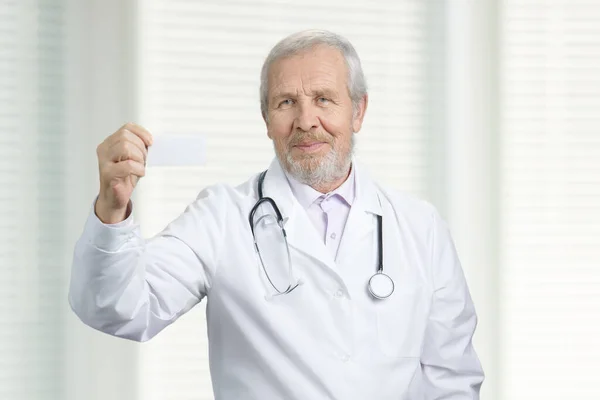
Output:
left=284, top=165, right=356, bottom=261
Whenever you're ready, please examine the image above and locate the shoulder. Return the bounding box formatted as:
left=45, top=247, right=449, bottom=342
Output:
left=376, top=183, right=439, bottom=225
left=161, top=173, right=261, bottom=239
left=191, top=172, right=261, bottom=209
left=373, top=182, right=448, bottom=251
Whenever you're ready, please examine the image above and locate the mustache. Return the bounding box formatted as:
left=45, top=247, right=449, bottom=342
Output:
left=288, top=132, right=333, bottom=147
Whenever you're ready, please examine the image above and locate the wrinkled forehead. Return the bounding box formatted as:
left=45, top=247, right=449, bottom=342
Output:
left=267, top=45, right=349, bottom=97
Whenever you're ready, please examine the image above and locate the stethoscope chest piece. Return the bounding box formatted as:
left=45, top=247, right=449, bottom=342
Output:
left=368, top=271, right=394, bottom=299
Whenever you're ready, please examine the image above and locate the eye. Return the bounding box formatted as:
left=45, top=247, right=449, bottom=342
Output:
left=317, top=97, right=330, bottom=104
left=278, top=99, right=294, bottom=107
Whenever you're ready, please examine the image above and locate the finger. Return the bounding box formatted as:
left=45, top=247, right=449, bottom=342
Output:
left=122, top=122, right=153, bottom=147
left=108, top=159, right=146, bottom=179
left=109, top=140, right=146, bottom=164
left=107, top=129, right=148, bottom=160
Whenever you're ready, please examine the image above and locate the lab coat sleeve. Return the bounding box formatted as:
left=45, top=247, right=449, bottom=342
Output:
left=420, top=209, right=485, bottom=398
left=68, top=186, right=227, bottom=342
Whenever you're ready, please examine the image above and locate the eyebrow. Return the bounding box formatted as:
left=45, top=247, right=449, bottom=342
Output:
left=271, top=88, right=339, bottom=104
left=271, top=92, right=297, bottom=103
left=313, top=88, right=338, bottom=99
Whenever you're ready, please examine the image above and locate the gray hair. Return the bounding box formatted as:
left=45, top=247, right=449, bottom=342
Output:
left=260, top=29, right=368, bottom=121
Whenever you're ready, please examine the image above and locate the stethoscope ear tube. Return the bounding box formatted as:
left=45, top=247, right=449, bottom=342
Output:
left=377, top=215, right=383, bottom=273
left=249, top=171, right=284, bottom=238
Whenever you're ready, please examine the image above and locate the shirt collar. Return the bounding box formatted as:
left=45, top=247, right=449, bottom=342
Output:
left=263, top=157, right=382, bottom=218
left=284, top=163, right=356, bottom=210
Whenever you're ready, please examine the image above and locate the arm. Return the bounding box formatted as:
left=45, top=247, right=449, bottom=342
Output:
left=421, top=209, right=485, bottom=398
left=68, top=186, right=226, bottom=342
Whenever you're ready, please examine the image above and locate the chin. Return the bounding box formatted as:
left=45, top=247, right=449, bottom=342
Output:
left=291, top=152, right=324, bottom=163
left=290, top=153, right=324, bottom=169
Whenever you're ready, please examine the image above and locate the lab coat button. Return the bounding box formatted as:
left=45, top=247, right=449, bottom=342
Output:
left=341, top=354, right=350, bottom=363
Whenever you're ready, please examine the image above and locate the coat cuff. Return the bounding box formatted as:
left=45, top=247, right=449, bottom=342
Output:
left=82, top=196, right=140, bottom=252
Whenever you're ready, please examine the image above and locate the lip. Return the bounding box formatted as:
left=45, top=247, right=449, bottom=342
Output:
left=293, top=142, right=327, bottom=152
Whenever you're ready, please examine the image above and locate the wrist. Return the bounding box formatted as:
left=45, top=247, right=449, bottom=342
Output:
left=95, top=197, right=131, bottom=224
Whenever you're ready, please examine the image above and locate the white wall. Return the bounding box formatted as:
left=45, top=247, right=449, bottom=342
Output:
left=63, top=0, right=139, bottom=399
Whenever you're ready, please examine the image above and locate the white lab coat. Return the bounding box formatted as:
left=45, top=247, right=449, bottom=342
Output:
left=69, top=158, right=484, bottom=399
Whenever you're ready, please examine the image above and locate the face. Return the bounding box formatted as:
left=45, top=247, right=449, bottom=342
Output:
left=265, top=45, right=367, bottom=188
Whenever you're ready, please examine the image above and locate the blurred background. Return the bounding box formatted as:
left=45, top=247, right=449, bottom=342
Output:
left=2, top=0, right=599, bottom=399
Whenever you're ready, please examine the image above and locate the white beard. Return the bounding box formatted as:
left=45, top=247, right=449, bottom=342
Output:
left=277, top=134, right=355, bottom=188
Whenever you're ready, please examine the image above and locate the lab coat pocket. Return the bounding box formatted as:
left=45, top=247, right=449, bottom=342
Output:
left=375, top=284, right=429, bottom=358
left=252, top=247, right=304, bottom=301
left=262, top=278, right=305, bottom=302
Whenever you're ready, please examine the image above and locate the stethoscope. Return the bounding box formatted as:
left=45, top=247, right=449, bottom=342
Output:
left=249, top=170, right=395, bottom=300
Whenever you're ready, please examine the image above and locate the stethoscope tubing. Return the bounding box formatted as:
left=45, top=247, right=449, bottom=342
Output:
left=249, top=169, right=394, bottom=299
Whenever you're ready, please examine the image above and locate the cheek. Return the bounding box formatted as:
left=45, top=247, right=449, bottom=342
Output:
left=268, top=114, right=293, bottom=140
left=320, top=109, right=353, bottom=138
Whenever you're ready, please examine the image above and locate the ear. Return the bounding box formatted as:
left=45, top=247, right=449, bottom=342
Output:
left=352, top=94, right=368, bottom=133
left=263, top=110, right=272, bottom=138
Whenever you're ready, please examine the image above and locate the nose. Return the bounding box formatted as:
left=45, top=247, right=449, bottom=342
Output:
left=293, top=101, right=320, bottom=132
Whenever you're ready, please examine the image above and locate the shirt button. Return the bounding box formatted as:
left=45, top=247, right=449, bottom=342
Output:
left=334, top=289, right=344, bottom=298
left=330, top=232, right=337, bottom=240
left=341, top=354, right=350, bottom=363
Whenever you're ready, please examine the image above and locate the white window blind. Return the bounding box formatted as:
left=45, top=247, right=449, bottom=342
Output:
left=135, top=1, right=435, bottom=398
left=500, top=1, right=600, bottom=398
left=0, top=0, right=66, bottom=399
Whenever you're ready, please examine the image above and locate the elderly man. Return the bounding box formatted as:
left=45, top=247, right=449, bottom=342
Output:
left=69, top=30, right=484, bottom=399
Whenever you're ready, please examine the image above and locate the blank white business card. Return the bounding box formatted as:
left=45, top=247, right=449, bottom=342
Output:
left=146, top=134, right=205, bottom=167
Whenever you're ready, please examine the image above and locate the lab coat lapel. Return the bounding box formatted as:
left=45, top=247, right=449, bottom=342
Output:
left=261, top=159, right=337, bottom=272
left=337, top=162, right=382, bottom=263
